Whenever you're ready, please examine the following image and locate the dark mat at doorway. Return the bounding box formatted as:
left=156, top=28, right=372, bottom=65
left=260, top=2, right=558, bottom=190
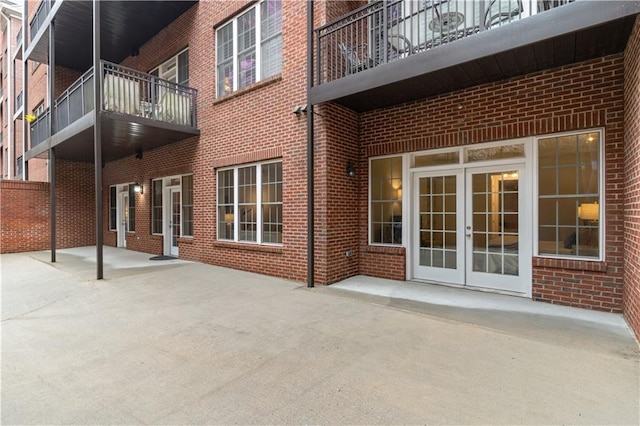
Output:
left=149, top=255, right=177, bottom=261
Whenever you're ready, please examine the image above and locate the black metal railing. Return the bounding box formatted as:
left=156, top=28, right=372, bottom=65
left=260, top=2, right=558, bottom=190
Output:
left=316, top=0, right=575, bottom=84
left=29, top=61, right=198, bottom=149
left=30, top=0, right=50, bottom=42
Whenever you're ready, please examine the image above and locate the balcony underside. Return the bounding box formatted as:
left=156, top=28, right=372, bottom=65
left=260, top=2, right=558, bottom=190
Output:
left=310, top=1, right=640, bottom=112
left=26, top=112, right=200, bottom=163
left=26, top=1, right=197, bottom=69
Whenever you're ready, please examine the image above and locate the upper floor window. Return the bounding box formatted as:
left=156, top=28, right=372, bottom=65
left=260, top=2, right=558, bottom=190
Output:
left=537, top=131, right=602, bottom=259
left=150, top=48, right=189, bottom=86
left=216, top=0, right=282, bottom=97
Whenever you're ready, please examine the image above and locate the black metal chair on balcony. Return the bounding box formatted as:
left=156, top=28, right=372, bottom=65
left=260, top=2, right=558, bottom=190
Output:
left=338, top=42, right=377, bottom=76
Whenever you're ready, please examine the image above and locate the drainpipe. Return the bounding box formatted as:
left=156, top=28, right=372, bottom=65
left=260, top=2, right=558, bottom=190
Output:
left=0, top=8, right=13, bottom=179
left=306, top=0, right=314, bottom=288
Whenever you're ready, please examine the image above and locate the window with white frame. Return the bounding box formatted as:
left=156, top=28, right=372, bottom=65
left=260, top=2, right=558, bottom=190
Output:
left=537, top=131, right=601, bottom=259
left=370, top=156, right=403, bottom=245
left=217, top=161, right=282, bottom=244
left=109, top=186, right=117, bottom=231
left=216, top=0, right=282, bottom=96
left=150, top=48, right=189, bottom=86
left=152, top=179, right=163, bottom=234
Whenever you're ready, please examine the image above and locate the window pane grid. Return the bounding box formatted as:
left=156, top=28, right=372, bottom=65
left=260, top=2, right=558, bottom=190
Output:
left=216, top=1, right=282, bottom=96
left=262, top=162, right=283, bottom=244
left=538, top=132, right=600, bottom=258
left=181, top=175, right=193, bottom=237
left=152, top=180, right=162, bottom=234
left=371, top=157, right=402, bottom=245
left=217, top=170, right=235, bottom=240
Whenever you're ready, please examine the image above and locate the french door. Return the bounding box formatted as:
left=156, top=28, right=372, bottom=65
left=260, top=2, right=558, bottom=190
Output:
left=413, top=164, right=530, bottom=295
left=117, top=191, right=129, bottom=248
left=164, top=187, right=181, bottom=257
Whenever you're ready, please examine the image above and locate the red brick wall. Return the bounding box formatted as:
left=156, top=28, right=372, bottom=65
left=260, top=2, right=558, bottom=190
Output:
left=359, top=54, right=626, bottom=312
left=55, top=160, right=95, bottom=249
left=623, top=16, right=640, bottom=340
left=0, top=180, right=49, bottom=253
left=102, top=2, right=311, bottom=282
left=314, top=103, right=361, bottom=284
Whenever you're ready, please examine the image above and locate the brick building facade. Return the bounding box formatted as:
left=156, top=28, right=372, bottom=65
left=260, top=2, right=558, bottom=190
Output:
left=5, top=1, right=640, bottom=339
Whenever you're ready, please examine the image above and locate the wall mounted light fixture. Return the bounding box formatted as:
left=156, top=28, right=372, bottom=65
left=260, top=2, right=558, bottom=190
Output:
left=133, top=182, right=143, bottom=194
left=135, top=151, right=143, bottom=160
left=346, top=162, right=356, bottom=177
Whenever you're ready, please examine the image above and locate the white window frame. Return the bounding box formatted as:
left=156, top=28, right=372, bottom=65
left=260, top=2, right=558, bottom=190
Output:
left=109, top=185, right=117, bottom=231
left=215, top=0, right=282, bottom=97
left=533, top=128, right=605, bottom=262
left=368, top=154, right=408, bottom=247
left=217, top=160, right=283, bottom=246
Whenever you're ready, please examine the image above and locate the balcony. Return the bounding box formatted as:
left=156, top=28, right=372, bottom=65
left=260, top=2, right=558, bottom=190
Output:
left=311, top=0, right=640, bottom=111
left=27, top=61, right=199, bottom=163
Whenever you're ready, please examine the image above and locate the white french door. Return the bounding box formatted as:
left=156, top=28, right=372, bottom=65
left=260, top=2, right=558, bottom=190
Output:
left=412, top=163, right=530, bottom=295
left=413, top=170, right=465, bottom=284
left=117, top=191, right=129, bottom=248
left=465, top=164, right=529, bottom=294
left=164, top=187, right=181, bottom=257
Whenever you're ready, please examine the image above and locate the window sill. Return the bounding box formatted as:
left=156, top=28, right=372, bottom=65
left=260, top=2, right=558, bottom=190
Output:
left=363, top=245, right=406, bottom=255
left=533, top=257, right=607, bottom=272
left=213, top=74, right=282, bottom=105
left=212, top=240, right=283, bottom=254
left=178, top=237, right=194, bottom=244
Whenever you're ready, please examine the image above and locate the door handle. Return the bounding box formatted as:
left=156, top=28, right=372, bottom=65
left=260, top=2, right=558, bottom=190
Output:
left=466, top=233, right=472, bottom=238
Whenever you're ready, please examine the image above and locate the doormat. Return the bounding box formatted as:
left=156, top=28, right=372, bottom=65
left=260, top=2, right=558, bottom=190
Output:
left=149, top=255, right=177, bottom=261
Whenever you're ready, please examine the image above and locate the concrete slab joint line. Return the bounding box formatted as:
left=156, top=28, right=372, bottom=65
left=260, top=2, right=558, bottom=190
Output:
left=1, top=247, right=638, bottom=425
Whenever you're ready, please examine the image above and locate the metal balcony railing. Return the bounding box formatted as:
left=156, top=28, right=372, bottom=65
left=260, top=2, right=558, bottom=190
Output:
left=315, top=0, right=575, bottom=84
left=30, top=0, right=51, bottom=42
left=16, top=91, right=23, bottom=110
left=30, top=61, right=198, bottom=149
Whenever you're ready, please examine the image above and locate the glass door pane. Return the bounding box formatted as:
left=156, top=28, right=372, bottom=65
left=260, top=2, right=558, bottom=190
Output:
left=466, top=165, right=528, bottom=294
left=413, top=171, right=464, bottom=284
left=470, top=171, right=519, bottom=276
left=171, top=190, right=181, bottom=252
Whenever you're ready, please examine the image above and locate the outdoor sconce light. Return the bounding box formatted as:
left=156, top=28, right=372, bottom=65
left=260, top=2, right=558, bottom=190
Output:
left=346, top=162, right=356, bottom=177
left=293, top=104, right=308, bottom=116
left=133, top=182, right=143, bottom=194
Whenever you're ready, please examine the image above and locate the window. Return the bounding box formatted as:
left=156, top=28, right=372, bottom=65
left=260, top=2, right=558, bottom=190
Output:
left=15, top=156, right=22, bottom=177
left=33, top=101, right=45, bottom=117
left=216, top=0, right=282, bottom=96
left=109, top=186, right=117, bottom=231
left=150, top=48, right=189, bottom=86
left=127, top=184, right=136, bottom=232
left=152, top=180, right=163, bottom=234
left=370, top=156, right=403, bottom=245
left=537, top=131, right=601, bottom=259
left=182, top=175, right=193, bottom=237
left=217, top=161, right=282, bottom=244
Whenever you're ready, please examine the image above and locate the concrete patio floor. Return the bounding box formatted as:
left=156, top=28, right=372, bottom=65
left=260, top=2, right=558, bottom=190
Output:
left=1, top=247, right=639, bottom=425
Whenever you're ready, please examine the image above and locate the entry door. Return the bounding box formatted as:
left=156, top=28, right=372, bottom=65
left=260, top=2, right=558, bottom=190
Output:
left=166, top=188, right=181, bottom=256
left=117, top=191, right=129, bottom=248
left=413, top=170, right=465, bottom=284
left=465, top=165, right=529, bottom=294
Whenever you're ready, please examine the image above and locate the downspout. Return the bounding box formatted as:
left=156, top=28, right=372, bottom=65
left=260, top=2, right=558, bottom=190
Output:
left=0, top=8, right=12, bottom=179
left=306, top=0, right=314, bottom=288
